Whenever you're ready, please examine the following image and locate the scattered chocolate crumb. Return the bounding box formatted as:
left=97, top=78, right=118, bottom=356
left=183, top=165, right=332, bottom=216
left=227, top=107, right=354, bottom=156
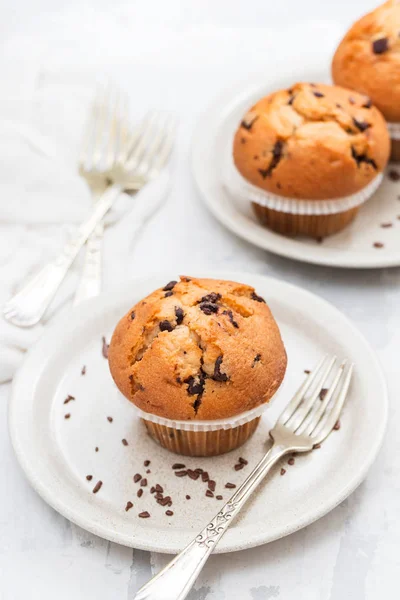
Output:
left=319, top=388, right=328, bottom=401
left=95, top=447, right=99, bottom=452
left=164, top=291, right=173, bottom=298
left=163, top=281, right=177, bottom=291
left=165, top=510, right=174, bottom=516
left=234, top=463, right=244, bottom=471
left=122, top=439, right=128, bottom=446
left=125, top=501, right=133, bottom=512
left=155, top=484, right=164, bottom=493
left=81, top=366, right=86, bottom=375
left=146, top=469, right=151, bottom=474
left=280, top=468, right=286, bottom=476
left=194, top=468, right=203, bottom=474
left=373, top=242, right=384, bottom=248
left=130, top=311, right=136, bottom=320
left=216, top=495, right=223, bottom=500
left=175, top=470, right=187, bottom=477
left=186, top=495, right=191, bottom=500
left=304, top=369, right=311, bottom=374
left=138, top=511, right=150, bottom=518
left=172, top=463, right=185, bottom=470
left=372, top=37, right=388, bottom=54
left=238, top=457, right=248, bottom=465
left=201, top=472, right=209, bottom=482
left=353, top=118, right=370, bottom=132
left=206, top=490, right=214, bottom=498
left=64, top=395, right=75, bottom=404
left=140, top=478, right=147, bottom=487
left=102, top=336, right=109, bottom=359
left=225, top=482, right=236, bottom=489
left=388, top=169, right=400, bottom=181
left=155, top=492, right=163, bottom=500
left=288, top=458, right=295, bottom=466
left=137, top=489, right=143, bottom=498
left=312, top=91, right=324, bottom=98
left=144, top=460, right=151, bottom=467
left=158, top=497, right=172, bottom=506
left=381, top=222, right=393, bottom=228
left=187, top=469, right=200, bottom=480
left=133, top=474, right=142, bottom=483
left=159, top=320, right=174, bottom=332
left=333, top=420, right=341, bottom=430
left=86, top=475, right=93, bottom=481
left=175, top=306, right=184, bottom=325
left=208, top=480, right=216, bottom=492
left=93, top=481, right=103, bottom=494
left=107, top=416, right=113, bottom=423
left=150, top=487, right=156, bottom=494
left=251, top=291, right=266, bottom=303
left=64, top=413, right=71, bottom=419
left=313, top=443, right=321, bottom=449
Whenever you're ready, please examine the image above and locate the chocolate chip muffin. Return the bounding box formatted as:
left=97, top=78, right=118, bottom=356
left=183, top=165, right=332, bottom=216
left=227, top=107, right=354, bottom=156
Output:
left=109, top=276, right=287, bottom=456
left=332, top=1, right=400, bottom=160
left=233, top=82, right=389, bottom=237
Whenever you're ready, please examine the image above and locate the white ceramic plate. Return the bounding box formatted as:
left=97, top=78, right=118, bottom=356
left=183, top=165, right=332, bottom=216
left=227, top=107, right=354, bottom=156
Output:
left=191, top=69, right=400, bottom=268
left=9, top=272, right=387, bottom=554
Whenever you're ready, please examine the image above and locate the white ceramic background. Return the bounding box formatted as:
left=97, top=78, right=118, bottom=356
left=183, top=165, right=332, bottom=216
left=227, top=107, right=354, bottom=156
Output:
left=1, top=2, right=400, bottom=599
left=9, top=273, right=387, bottom=554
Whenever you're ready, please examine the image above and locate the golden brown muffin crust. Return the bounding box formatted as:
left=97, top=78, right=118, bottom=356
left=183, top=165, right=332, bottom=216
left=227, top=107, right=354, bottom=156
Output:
left=108, top=276, right=287, bottom=421
left=233, top=82, right=389, bottom=200
left=332, top=1, right=400, bottom=123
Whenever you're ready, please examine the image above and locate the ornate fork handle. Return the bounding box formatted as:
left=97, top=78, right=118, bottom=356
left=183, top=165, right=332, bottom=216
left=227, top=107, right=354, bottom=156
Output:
left=73, top=221, right=104, bottom=305
left=133, top=444, right=288, bottom=600
left=3, top=184, right=122, bottom=327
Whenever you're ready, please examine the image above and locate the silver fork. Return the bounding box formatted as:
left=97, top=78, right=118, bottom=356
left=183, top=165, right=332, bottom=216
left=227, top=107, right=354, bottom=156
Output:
left=3, top=104, right=175, bottom=327
left=134, top=356, right=354, bottom=600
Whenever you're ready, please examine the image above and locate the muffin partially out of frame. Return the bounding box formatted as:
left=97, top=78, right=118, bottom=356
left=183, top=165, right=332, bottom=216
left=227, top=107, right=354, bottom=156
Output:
left=233, top=82, right=389, bottom=238
left=108, top=276, right=287, bottom=456
left=332, top=1, right=400, bottom=161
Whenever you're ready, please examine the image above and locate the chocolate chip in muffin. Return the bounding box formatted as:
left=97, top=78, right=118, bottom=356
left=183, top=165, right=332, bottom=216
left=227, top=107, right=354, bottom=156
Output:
left=353, top=118, right=371, bottom=132
left=241, top=115, right=258, bottom=131
left=175, top=306, right=184, bottom=325
left=241, top=137, right=246, bottom=144
left=185, top=373, right=205, bottom=396
left=199, top=302, right=219, bottom=315
left=288, top=94, right=296, bottom=105
left=222, top=309, right=239, bottom=328
left=372, top=37, right=388, bottom=54
left=163, top=281, right=177, bottom=291
left=159, top=320, right=174, bottom=332
left=212, top=356, right=229, bottom=382
left=200, top=292, right=221, bottom=304
left=164, top=291, right=173, bottom=298
left=252, top=353, right=261, bottom=367
left=351, top=146, right=377, bottom=169
left=251, top=291, right=266, bottom=303
left=312, top=91, right=325, bottom=98
left=348, top=96, right=356, bottom=105
left=362, top=97, right=372, bottom=109
left=130, top=311, right=136, bottom=320
left=258, top=140, right=284, bottom=179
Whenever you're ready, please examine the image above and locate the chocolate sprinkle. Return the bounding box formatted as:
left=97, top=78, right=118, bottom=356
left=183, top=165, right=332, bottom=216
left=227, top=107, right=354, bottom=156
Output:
left=133, top=474, right=142, bottom=483
left=64, top=413, right=71, bottom=419
left=144, top=460, right=150, bottom=467
left=304, top=369, right=311, bottom=374
left=208, top=480, right=216, bottom=492
left=95, top=447, right=99, bottom=452
left=206, top=490, right=214, bottom=498
left=64, top=395, right=75, bottom=404
left=372, top=37, right=388, bottom=54
left=86, top=475, right=93, bottom=481
left=93, top=481, right=103, bottom=494
left=186, top=495, right=191, bottom=500
left=102, top=336, right=109, bottom=358
left=238, top=457, right=248, bottom=465
left=280, top=468, right=286, bottom=476
left=381, top=222, right=393, bottom=228
left=225, top=482, right=236, bottom=489
left=187, top=469, right=200, bottom=480
left=140, top=478, right=148, bottom=487
left=159, top=320, right=174, bottom=332
left=150, top=487, right=156, bottom=494
left=125, top=501, right=133, bottom=511
left=122, top=439, right=128, bottom=446
left=175, top=306, right=184, bottom=325
left=251, top=291, right=266, bottom=303
left=81, top=366, right=86, bottom=375
left=165, top=510, right=174, bottom=516
left=212, top=355, right=229, bottom=382
left=138, top=511, right=150, bottom=518
left=172, top=463, right=186, bottom=470
left=107, top=416, right=113, bottom=423
left=163, top=281, right=177, bottom=291
left=234, top=463, right=244, bottom=471
left=155, top=484, right=164, bottom=493
left=175, top=470, right=187, bottom=477
left=216, top=495, right=223, bottom=500
left=373, top=242, right=384, bottom=248
left=319, top=388, right=328, bottom=401
left=201, top=472, right=209, bottom=482
left=137, top=489, right=143, bottom=498
left=288, top=457, right=295, bottom=466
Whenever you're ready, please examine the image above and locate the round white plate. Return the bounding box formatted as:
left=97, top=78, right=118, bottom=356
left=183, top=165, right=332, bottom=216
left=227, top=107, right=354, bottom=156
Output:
left=191, top=69, right=400, bottom=268
left=9, top=272, right=387, bottom=554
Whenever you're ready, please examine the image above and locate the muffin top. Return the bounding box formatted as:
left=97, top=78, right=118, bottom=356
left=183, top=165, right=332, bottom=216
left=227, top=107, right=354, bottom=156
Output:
left=332, top=1, right=400, bottom=123
left=108, top=276, right=287, bottom=421
left=233, top=82, right=389, bottom=200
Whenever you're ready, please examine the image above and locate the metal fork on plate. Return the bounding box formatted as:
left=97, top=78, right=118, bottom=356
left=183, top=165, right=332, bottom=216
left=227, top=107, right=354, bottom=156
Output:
left=133, top=355, right=354, bottom=600
left=3, top=90, right=175, bottom=327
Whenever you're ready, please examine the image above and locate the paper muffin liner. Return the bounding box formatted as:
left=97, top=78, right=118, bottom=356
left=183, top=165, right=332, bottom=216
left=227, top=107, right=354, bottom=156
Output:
left=223, top=156, right=383, bottom=216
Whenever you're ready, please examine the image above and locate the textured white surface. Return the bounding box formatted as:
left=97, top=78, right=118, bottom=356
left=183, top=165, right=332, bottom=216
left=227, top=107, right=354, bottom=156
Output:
left=1, top=1, right=399, bottom=599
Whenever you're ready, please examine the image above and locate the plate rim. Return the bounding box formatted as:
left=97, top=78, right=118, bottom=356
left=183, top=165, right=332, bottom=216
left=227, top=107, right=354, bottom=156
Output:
left=9, top=271, right=388, bottom=553
left=191, top=75, right=400, bottom=269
